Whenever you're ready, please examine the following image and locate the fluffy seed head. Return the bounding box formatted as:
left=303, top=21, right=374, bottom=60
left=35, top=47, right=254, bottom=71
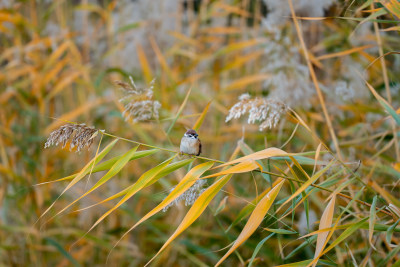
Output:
left=44, top=123, right=98, bottom=152
left=163, top=180, right=207, bottom=212
left=116, top=77, right=161, bottom=122
left=226, top=94, right=288, bottom=131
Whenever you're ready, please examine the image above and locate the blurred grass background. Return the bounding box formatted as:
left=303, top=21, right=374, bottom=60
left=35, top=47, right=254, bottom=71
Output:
left=0, top=0, right=399, bottom=266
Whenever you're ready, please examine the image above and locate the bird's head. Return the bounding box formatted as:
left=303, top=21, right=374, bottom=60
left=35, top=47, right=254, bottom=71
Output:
left=184, top=129, right=199, bottom=139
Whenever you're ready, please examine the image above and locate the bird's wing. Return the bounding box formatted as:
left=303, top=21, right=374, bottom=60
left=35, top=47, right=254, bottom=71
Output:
left=197, top=139, right=202, bottom=156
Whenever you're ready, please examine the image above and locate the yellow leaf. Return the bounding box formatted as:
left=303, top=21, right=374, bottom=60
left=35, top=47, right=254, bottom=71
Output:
left=145, top=174, right=233, bottom=266
left=313, top=195, right=336, bottom=267
left=193, top=101, right=212, bottom=132
left=279, top=161, right=335, bottom=210
left=86, top=156, right=176, bottom=233
left=112, top=162, right=214, bottom=248
left=49, top=146, right=140, bottom=219
left=215, top=179, right=285, bottom=266
left=203, top=160, right=259, bottom=179
left=36, top=139, right=118, bottom=223
left=214, top=147, right=287, bottom=169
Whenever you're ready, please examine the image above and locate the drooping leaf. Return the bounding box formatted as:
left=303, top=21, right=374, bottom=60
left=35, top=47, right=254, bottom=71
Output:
left=279, top=161, right=335, bottom=210
left=74, top=158, right=194, bottom=213
left=86, top=155, right=177, bottom=233
left=226, top=178, right=283, bottom=232
left=214, top=147, right=288, bottom=169
left=51, top=146, right=140, bottom=218
left=36, top=149, right=158, bottom=185
left=203, top=160, right=259, bottom=179
left=307, top=187, right=366, bottom=266
left=369, top=195, right=378, bottom=250
left=193, top=101, right=212, bottom=132
left=37, top=139, right=118, bottom=222
left=238, top=140, right=271, bottom=184
left=146, top=174, right=234, bottom=266
left=215, top=179, right=285, bottom=266
left=115, top=161, right=214, bottom=242
left=313, top=195, right=336, bottom=267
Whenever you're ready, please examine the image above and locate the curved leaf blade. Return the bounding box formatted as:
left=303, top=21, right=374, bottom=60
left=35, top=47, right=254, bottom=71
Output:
left=86, top=155, right=177, bottom=233
left=37, top=139, right=118, bottom=222
left=36, top=149, right=158, bottom=185
left=203, top=160, right=259, bottom=179
left=193, top=101, right=211, bottom=131
left=369, top=196, right=378, bottom=250
left=313, top=195, right=336, bottom=267
left=227, top=178, right=284, bottom=232
left=214, top=147, right=288, bottom=169
left=51, top=146, right=140, bottom=217
left=279, top=161, right=335, bottom=210
left=146, top=174, right=234, bottom=266
left=114, top=162, right=214, bottom=246
left=215, top=179, right=285, bottom=266
left=73, top=158, right=194, bottom=213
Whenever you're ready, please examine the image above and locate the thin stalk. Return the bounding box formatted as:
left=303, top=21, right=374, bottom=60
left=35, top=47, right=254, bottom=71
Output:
left=288, top=0, right=343, bottom=162
left=372, top=10, right=400, bottom=161
left=98, top=130, right=393, bottom=218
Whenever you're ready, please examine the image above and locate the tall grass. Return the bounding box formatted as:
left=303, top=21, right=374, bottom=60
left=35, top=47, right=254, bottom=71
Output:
left=0, top=0, right=399, bottom=266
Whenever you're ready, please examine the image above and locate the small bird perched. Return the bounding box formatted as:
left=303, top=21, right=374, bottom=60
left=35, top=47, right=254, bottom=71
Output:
left=180, top=129, right=202, bottom=156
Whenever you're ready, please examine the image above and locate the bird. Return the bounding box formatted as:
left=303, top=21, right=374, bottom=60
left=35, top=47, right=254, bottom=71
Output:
left=180, top=129, right=202, bottom=156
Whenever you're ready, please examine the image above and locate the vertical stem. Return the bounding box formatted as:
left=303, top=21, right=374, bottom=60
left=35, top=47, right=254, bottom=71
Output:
left=372, top=9, right=400, bottom=161
left=287, top=0, right=343, bottom=162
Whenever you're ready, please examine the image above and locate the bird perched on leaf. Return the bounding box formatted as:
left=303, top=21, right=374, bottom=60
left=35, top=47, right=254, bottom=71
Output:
left=180, top=129, right=201, bottom=156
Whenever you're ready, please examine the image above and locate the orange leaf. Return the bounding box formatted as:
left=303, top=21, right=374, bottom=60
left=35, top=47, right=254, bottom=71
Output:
left=312, top=195, right=336, bottom=267
left=215, top=179, right=285, bottom=266
left=215, top=147, right=287, bottom=169
left=145, top=174, right=234, bottom=266
left=203, top=160, right=259, bottom=179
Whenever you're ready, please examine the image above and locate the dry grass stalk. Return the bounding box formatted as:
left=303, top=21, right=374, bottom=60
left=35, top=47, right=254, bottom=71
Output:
left=226, top=93, right=288, bottom=131
left=116, top=77, right=161, bottom=122
left=44, top=123, right=98, bottom=152
left=162, top=180, right=207, bottom=212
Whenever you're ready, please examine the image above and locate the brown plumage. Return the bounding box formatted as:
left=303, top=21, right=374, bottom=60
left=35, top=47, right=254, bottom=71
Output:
left=180, top=129, right=202, bottom=156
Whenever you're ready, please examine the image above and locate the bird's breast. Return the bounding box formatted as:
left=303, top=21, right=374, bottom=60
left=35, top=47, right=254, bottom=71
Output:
left=180, top=137, right=199, bottom=155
